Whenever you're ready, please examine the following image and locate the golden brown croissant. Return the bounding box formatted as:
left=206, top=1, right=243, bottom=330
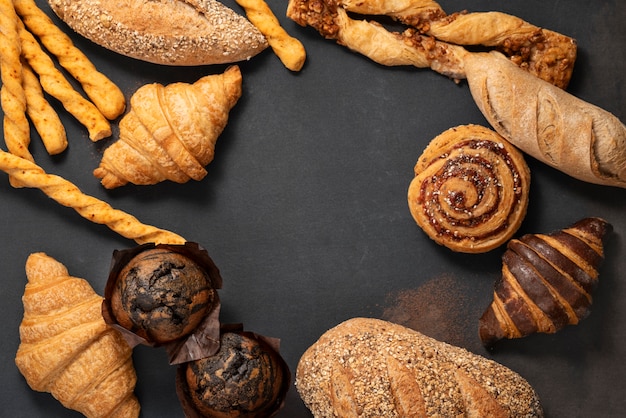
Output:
left=479, top=217, right=612, bottom=346
left=94, top=65, right=243, bottom=188
left=15, top=252, right=140, bottom=418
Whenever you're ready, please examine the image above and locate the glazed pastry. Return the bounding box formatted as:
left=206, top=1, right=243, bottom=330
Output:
left=110, top=246, right=220, bottom=345
left=15, top=253, right=140, bottom=418
left=464, top=51, right=626, bottom=188
left=94, top=65, right=242, bottom=188
left=287, top=0, right=576, bottom=87
left=297, top=317, right=544, bottom=417
left=177, top=330, right=290, bottom=417
left=408, top=125, right=530, bottom=253
left=480, top=217, right=612, bottom=346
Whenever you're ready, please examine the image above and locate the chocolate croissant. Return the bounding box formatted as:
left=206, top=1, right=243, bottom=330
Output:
left=93, top=65, right=242, bottom=188
left=479, top=217, right=612, bottom=346
left=15, top=252, right=140, bottom=418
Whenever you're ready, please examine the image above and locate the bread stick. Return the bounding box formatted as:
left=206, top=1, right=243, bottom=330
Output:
left=0, top=0, right=32, bottom=163
left=236, top=0, right=306, bottom=71
left=13, top=0, right=125, bottom=120
left=21, top=60, right=67, bottom=155
left=16, top=19, right=111, bottom=141
left=0, top=148, right=186, bottom=244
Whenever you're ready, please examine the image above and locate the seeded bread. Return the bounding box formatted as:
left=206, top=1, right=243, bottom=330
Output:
left=296, top=318, right=544, bottom=417
left=47, top=0, right=268, bottom=65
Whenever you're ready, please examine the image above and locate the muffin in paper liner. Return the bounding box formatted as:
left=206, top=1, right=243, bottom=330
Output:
left=102, top=242, right=223, bottom=364
left=176, top=324, right=291, bottom=418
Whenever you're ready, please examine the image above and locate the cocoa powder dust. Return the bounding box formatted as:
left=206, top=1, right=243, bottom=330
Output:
left=381, top=274, right=478, bottom=348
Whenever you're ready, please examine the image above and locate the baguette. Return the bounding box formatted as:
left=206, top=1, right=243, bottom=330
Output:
left=47, top=0, right=268, bottom=65
left=464, top=51, right=626, bottom=188
left=296, top=317, right=544, bottom=417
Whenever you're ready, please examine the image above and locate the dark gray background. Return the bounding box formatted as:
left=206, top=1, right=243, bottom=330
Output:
left=1, top=0, right=624, bottom=416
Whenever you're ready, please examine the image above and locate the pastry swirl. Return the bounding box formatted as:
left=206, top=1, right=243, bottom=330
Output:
left=408, top=125, right=530, bottom=253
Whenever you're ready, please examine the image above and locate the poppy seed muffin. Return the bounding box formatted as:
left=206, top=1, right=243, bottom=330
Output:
left=110, top=248, right=217, bottom=344
left=182, top=332, right=288, bottom=417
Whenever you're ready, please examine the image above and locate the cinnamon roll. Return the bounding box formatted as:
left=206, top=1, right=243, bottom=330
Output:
left=408, top=125, right=530, bottom=253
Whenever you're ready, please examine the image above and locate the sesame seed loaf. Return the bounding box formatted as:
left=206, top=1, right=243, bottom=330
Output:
left=47, top=0, right=268, bottom=65
left=296, top=317, right=544, bottom=417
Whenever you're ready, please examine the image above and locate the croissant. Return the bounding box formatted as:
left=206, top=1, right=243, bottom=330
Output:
left=479, top=217, right=612, bottom=346
left=93, top=65, right=242, bottom=188
left=15, top=252, right=140, bottom=418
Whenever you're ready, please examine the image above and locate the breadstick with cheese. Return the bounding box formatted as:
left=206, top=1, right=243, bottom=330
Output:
left=22, top=60, right=67, bottom=155
left=0, top=149, right=186, bottom=244
left=236, top=0, right=306, bottom=71
left=17, top=19, right=111, bottom=141
left=0, top=0, right=32, bottom=163
left=13, top=0, right=125, bottom=120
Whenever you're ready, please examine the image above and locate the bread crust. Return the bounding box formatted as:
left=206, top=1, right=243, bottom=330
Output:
left=48, top=0, right=268, bottom=65
left=296, top=317, right=544, bottom=417
left=465, top=51, right=626, bottom=188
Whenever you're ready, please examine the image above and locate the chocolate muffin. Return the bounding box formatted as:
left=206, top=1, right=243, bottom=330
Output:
left=181, top=332, right=288, bottom=417
left=110, top=248, right=218, bottom=344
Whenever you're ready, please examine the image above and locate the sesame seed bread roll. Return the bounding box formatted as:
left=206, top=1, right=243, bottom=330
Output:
left=296, top=317, right=544, bottom=417
left=47, top=0, right=268, bottom=65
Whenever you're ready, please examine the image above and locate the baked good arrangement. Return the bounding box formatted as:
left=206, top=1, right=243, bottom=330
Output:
left=1, top=0, right=625, bottom=417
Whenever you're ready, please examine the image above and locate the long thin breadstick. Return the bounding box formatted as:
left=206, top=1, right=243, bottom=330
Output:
left=21, top=60, right=68, bottom=155
left=16, top=19, right=111, bottom=141
left=0, top=0, right=32, bottom=162
left=0, top=148, right=186, bottom=244
left=235, top=0, right=306, bottom=71
left=13, top=0, right=126, bottom=120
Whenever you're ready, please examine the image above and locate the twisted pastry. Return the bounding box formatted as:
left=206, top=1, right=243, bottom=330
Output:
left=0, top=0, right=32, bottom=164
left=340, top=0, right=575, bottom=88
left=17, top=18, right=111, bottom=141
left=15, top=252, right=140, bottom=418
left=420, top=13, right=575, bottom=89
left=14, top=0, right=125, bottom=120
left=480, top=217, right=612, bottom=346
left=287, top=1, right=468, bottom=80
left=94, top=66, right=242, bottom=188
left=287, top=0, right=576, bottom=87
left=0, top=149, right=185, bottom=244
left=408, top=125, right=530, bottom=253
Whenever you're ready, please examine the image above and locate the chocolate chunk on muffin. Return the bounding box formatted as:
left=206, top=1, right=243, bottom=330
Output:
left=110, top=246, right=219, bottom=344
left=177, top=331, right=290, bottom=418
